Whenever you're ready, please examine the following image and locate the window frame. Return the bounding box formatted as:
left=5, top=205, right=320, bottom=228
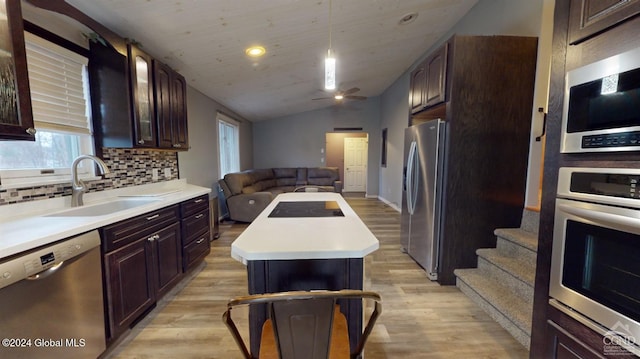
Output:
left=0, top=28, right=95, bottom=189
left=217, top=113, right=240, bottom=179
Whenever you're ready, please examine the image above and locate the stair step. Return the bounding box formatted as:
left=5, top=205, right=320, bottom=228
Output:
left=476, top=249, right=534, bottom=305
left=454, top=268, right=532, bottom=349
left=494, top=228, right=538, bottom=269
left=520, top=209, right=540, bottom=234
left=476, top=248, right=535, bottom=287
left=494, top=228, right=538, bottom=253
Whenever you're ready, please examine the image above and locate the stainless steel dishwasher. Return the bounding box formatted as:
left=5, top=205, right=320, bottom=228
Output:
left=0, top=230, right=106, bottom=359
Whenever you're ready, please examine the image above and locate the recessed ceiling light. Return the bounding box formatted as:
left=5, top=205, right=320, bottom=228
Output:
left=245, top=46, right=266, bottom=57
left=398, top=12, right=418, bottom=25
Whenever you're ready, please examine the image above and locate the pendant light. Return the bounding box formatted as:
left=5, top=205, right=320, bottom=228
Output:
left=324, top=0, right=336, bottom=90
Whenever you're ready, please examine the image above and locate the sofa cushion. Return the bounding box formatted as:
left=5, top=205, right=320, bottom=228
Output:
left=225, top=169, right=274, bottom=195
left=307, top=167, right=339, bottom=186
left=243, top=179, right=277, bottom=194
left=224, top=172, right=253, bottom=195
left=273, top=168, right=298, bottom=186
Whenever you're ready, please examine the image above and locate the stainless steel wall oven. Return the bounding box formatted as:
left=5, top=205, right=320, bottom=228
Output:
left=550, top=167, right=640, bottom=354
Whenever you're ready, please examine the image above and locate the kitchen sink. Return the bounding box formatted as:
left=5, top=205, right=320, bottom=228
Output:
left=47, top=198, right=160, bottom=217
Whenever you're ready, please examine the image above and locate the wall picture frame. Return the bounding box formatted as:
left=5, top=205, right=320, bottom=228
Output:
left=381, top=128, right=387, bottom=167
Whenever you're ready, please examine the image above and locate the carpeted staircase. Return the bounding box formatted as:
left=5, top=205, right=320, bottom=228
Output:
left=453, top=210, right=539, bottom=349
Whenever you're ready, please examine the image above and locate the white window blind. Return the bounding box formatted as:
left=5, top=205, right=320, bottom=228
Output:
left=218, top=113, right=240, bottom=178
left=24, top=32, right=91, bottom=135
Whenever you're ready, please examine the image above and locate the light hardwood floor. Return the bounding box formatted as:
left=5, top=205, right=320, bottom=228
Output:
left=105, top=197, right=529, bottom=358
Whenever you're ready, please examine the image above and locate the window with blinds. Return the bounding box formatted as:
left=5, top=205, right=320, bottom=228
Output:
left=0, top=32, right=94, bottom=188
left=218, top=113, right=240, bottom=178
left=26, top=33, right=91, bottom=135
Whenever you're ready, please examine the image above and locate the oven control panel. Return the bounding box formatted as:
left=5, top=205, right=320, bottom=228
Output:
left=582, top=131, right=640, bottom=149
left=558, top=167, right=640, bottom=208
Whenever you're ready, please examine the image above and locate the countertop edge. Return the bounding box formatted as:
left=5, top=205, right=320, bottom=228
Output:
left=1, top=181, right=211, bottom=260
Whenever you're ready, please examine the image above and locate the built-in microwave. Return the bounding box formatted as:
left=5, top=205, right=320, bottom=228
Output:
left=561, top=46, right=640, bottom=153
left=550, top=167, right=640, bottom=355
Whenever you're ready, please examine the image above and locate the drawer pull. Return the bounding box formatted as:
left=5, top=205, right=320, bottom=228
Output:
left=147, top=234, right=160, bottom=242
left=195, top=214, right=204, bottom=219
left=146, top=214, right=160, bottom=221
left=194, top=199, right=204, bottom=203
left=196, top=238, right=206, bottom=244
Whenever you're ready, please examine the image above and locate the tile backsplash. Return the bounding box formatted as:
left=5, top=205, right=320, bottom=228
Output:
left=0, top=148, right=178, bottom=205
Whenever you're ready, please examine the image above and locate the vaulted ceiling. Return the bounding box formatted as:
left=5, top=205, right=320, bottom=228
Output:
left=28, top=0, right=479, bottom=121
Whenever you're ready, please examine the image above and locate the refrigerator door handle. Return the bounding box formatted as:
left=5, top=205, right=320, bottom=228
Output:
left=406, top=141, right=417, bottom=215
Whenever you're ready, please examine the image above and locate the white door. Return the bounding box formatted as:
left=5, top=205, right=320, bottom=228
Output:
left=343, top=137, right=368, bottom=192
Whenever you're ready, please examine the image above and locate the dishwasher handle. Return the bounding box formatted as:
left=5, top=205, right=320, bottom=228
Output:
left=26, top=261, right=66, bottom=281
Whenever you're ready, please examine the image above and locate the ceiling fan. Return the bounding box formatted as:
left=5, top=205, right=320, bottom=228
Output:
left=312, top=87, right=367, bottom=102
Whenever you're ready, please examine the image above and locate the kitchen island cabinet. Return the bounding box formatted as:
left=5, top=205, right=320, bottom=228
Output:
left=231, top=192, right=378, bottom=357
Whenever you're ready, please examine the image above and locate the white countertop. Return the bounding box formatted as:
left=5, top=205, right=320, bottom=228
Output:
left=231, top=192, right=379, bottom=263
left=0, top=179, right=210, bottom=260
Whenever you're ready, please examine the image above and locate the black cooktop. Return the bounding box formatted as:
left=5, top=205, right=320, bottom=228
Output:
left=268, top=201, right=344, bottom=218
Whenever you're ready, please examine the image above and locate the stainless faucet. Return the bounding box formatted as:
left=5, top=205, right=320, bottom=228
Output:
left=71, top=155, right=111, bottom=207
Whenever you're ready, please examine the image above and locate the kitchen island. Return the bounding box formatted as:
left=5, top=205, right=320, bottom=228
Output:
left=231, top=192, right=379, bottom=356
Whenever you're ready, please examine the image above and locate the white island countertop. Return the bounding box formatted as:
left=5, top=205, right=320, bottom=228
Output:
left=0, top=179, right=210, bottom=260
left=231, top=192, right=379, bottom=264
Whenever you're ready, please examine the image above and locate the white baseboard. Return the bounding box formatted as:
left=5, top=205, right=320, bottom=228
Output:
left=377, top=196, right=401, bottom=212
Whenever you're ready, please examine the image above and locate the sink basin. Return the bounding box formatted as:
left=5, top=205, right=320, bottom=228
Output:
left=47, top=198, right=159, bottom=217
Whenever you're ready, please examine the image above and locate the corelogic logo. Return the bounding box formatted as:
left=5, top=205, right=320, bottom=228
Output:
left=602, top=321, right=637, bottom=356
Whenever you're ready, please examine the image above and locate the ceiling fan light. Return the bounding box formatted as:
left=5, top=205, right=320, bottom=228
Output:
left=325, top=53, right=336, bottom=90
left=334, top=94, right=344, bottom=100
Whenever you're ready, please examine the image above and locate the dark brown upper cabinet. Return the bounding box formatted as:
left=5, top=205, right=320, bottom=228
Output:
left=154, top=60, right=188, bottom=150
left=0, top=0, right=35, bottom=141
left=409, top=62, right=427, bottom=114
left=424, top=44, right=448, bottom=108
left=569, top=0, right=640, bottom=44
left=409, top=43, right=448, bottom=116
left=128, top=44, right=156, bottom=148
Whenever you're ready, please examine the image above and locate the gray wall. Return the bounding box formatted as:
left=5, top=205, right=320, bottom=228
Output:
left=377, top=0, right=546, bottom=210
left=252, top=0, right=546, bottom=210
left=253, top=97, right=381, bottom=196
left=178, top=86, right=252, bottom=194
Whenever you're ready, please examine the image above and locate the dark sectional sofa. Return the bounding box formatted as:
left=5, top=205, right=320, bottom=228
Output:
left=218, top=167, right=342, bottom=222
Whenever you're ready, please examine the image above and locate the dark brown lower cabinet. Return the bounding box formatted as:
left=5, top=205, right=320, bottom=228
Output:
left=180, top=195, right=211, bottom=272
left=102, top=197, right=211, bottom=343
left=104, top=237, right=155, bottom=340
left=151, top=222, right=183, bottom=298
left=547, top=320, right=606, bottom=359
left=102, top=206, right=183, bottom=341
left=545, top=305, right=634, bottom=359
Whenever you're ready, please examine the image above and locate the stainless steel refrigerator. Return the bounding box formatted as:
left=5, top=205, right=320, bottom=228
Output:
left=401, top=119, right=446, bottom=280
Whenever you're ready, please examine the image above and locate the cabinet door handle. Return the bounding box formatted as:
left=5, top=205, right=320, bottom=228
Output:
left=146, top=214, right=160, bottom=221
left=138, top=139, right=145, bottom=144
left=26, top=127, right=37, bottom=135
left=147, top=234, right=159, bottom=242
left=196, top=238, right=206, bottom=244
left=195, top=214, right=204, bottom=219
left=194, top=199, right=204, bottom=203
